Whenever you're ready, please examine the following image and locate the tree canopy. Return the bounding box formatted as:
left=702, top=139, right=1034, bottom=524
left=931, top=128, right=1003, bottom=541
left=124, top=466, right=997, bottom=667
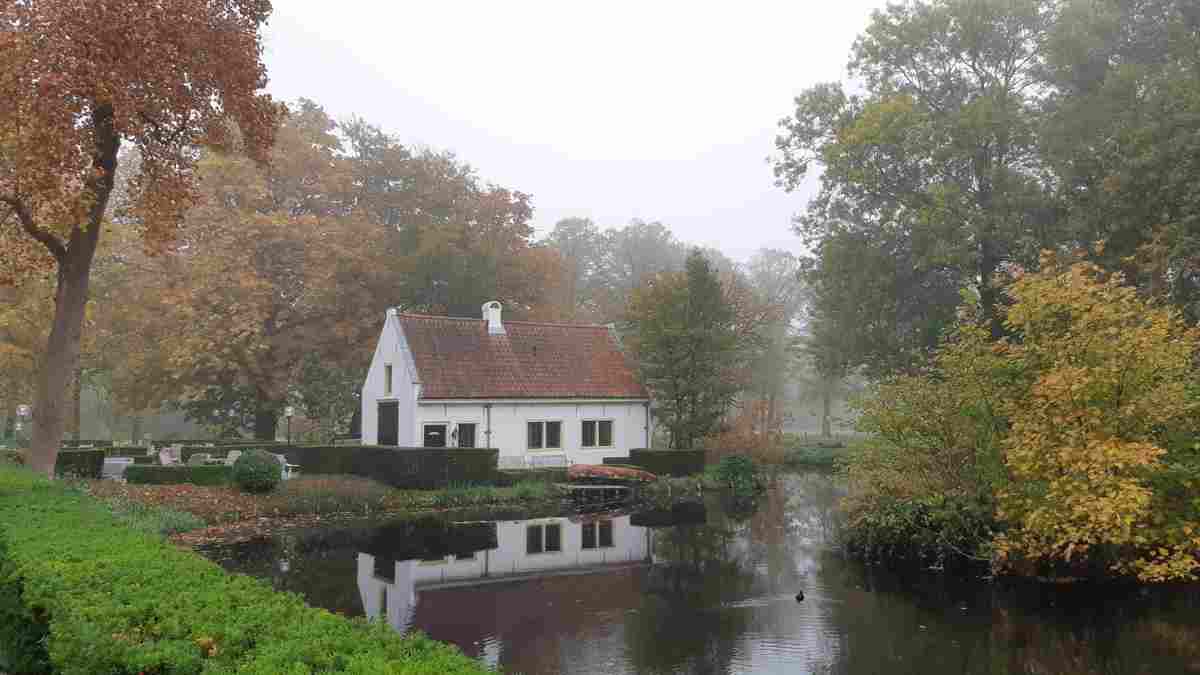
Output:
left=0, top=0, right=280, bottom=472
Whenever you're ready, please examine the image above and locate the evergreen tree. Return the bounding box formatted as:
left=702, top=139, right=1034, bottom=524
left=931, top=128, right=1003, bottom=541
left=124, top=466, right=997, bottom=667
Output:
left=630, top=250, right=739, bottom=449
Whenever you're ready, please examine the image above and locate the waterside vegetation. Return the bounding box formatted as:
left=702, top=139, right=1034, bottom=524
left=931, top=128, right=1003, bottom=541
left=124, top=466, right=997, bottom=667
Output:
left=843, top=256, right=1200, bottom=582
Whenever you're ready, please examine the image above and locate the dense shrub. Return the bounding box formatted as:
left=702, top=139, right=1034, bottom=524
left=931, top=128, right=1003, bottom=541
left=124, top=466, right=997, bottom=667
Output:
left=0, top=465, right=491, bottom=674
left=707, top=455, right=762, bottom=496
left=840, top=494, right=995, bottom=573
left=849, top=256, right=1200, bottom=580
left=125, top=464, right=232, bottom=486
left=233, top=449, right=283, bottom=493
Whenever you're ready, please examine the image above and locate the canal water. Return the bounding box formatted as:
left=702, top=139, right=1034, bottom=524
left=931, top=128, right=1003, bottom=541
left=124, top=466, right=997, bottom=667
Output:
left=202, top=473, right=1200, bottom=674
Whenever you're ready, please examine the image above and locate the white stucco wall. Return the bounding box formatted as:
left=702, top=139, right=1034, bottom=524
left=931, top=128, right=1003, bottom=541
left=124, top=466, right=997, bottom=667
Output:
left=415, top=400, right=650, bottom=464
left=361, top=310, right=652, bottom=458
left=360, top=310, right=419, bottom=446
left=357, top=515, right=651, bottom=631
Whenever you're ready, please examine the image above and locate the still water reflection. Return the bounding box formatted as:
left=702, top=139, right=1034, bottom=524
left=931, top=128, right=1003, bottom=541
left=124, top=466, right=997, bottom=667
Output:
left=203, top=473, right=1200, bottom=674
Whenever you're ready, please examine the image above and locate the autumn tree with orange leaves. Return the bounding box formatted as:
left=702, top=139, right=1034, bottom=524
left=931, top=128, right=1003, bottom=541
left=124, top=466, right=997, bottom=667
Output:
left=0, top=0, right=280, bottom=474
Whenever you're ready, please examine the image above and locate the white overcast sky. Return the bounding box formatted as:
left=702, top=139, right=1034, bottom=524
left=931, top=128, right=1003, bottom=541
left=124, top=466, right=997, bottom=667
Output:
left=262, top=1, right=887, bottom=262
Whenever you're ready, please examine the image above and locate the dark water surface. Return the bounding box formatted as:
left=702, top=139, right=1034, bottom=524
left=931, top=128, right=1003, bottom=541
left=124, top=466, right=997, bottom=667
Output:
left=202, top=473, right=1200, bottom=674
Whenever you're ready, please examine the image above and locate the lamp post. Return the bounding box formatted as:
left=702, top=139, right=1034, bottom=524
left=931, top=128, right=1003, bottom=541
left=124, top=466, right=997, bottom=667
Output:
left=284, top=406, right=295, bottom=445
left=15, top=404, right=30, bottom=438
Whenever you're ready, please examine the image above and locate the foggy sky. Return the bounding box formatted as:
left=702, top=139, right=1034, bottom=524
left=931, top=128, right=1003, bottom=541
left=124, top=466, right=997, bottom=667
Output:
left=263, top=1, right=888, bottom=261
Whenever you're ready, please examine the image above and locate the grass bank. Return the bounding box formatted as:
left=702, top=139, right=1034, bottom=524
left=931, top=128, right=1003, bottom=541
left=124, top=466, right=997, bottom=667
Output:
left=0, top=463, right=491, bottom=674
left=86, top=474, right=563, bottom=541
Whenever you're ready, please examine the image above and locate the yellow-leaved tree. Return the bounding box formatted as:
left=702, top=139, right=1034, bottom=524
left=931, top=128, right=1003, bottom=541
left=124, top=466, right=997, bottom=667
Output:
left=997, top=253, right=1200, bottom=581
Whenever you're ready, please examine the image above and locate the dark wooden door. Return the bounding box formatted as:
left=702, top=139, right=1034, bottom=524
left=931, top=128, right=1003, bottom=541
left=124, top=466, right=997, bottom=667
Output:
left=378, top=402, right=399, bottom=446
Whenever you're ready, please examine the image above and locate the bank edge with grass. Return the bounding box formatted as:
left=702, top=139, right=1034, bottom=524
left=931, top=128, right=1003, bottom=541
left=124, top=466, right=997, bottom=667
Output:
left=0, top=464, right=491, bottom=674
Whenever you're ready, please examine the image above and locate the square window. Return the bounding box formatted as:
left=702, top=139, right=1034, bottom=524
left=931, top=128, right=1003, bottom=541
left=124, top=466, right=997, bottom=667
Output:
left=582, top=522, right=597, bottom=550
left=457, top=423, right=476, bottom=449
left=423, top=424, right=447, bottom=448
left=582, top=420, right=614, bottom=448
left=527, top=422, right=543, bottom=449
left=598, top=420, right=613, bottom=447
left=546, top=422, right=561, bottom=449
left=599, top=520, right=614, bottom=548
left=526, top=525, right=543, bottom=554
left=545, top=523, right=562, bottom=552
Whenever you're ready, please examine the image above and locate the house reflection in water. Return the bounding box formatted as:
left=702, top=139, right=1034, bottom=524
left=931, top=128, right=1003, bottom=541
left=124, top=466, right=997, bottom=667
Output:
left=357, top=514, right=653, bottom=634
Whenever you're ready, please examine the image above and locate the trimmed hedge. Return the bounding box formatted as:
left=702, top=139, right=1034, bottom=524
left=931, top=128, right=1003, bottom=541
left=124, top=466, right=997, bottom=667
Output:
left=605, top=448, right=706, bottom=477
left=0, top=465, right=492, bottom=674
left=283, top=446, right=499, bottom=489
left=125, top=464, right=232, bottom=486
left=179, top=443, right=285, bottom=462
left=55, top=449, right=105, bottom=479
left=0, top=449, right=105, bottom=479
left=61, top=439, right=114, bottom=449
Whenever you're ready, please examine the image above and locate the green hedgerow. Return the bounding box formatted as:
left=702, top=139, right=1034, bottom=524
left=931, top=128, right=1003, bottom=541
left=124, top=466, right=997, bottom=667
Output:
left=0, top=464, right=492, bottom=674
left=232, top=449, right=283, bottom=493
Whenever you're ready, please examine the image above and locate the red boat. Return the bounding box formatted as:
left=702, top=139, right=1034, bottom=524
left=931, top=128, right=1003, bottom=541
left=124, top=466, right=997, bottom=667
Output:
left=567, top=463, right=658, bottom=485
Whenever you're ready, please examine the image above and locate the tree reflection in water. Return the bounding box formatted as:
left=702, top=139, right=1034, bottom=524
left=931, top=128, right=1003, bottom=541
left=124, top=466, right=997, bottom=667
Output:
left=201, top=474, right=1200, bottom=675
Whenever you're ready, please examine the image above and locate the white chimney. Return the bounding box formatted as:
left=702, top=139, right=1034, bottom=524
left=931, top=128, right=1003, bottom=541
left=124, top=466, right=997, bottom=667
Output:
left=482, top=301, right=505, bottom=335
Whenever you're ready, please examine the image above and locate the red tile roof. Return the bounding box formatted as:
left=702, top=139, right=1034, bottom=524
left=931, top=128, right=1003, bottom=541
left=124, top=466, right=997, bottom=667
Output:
left=397, top=314, right=649, bottom=400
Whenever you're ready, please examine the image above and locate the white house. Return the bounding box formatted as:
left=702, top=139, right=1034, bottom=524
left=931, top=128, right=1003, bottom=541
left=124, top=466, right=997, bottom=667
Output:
left=360, top=301, right=652, bottom=467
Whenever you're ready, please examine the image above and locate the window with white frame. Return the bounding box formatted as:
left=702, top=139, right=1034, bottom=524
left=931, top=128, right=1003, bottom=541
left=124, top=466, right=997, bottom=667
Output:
left=423, top=423, right=448, bottom=448
left=527, top=421, right=562, bottom=450
left=384, top=364, right=393, bottom=396
left=581, top=420, right=614, bottom=448
left=581, top=519, right=615, bottom=550
left=526, top=523, right=562, bottom=554
left=455, top=423, right=477, bottom=449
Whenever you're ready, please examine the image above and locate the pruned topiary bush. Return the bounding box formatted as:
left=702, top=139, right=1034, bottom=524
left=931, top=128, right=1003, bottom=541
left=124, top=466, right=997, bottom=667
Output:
left=232, top=448, right=282, bottom=493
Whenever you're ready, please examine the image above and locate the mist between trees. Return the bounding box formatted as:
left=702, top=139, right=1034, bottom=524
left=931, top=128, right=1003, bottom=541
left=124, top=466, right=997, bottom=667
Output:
left=770, top=0, right=1200, bottom=581
left=0, top=97, right=840, bottom=450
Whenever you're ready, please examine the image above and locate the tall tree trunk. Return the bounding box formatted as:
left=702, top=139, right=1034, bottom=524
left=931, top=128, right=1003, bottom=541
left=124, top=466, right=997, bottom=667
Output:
left=0, top=391, right=9, bottom=441
left=254, top=390, right=279, bottom=440
left=67, top=367, right=83, bottom=441
left=30, top=246, right=99, bottom=474
left=821, top=381, right=832, bottom=438
left=28, top=105, right=117, bottom=476
left=979, top=235, right=1004, bottom=340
